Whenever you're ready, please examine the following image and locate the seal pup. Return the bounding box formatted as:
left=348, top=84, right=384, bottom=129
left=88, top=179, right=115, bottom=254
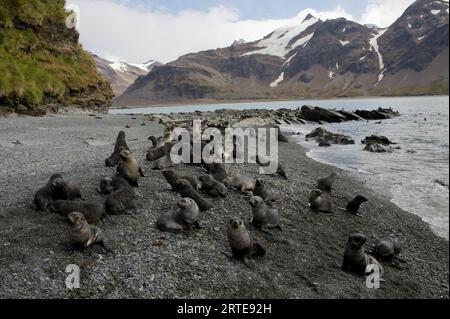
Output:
left=49, top=200, right=106, bottom=223
left=222, top=218, right=266, bottom=269
left=176, top=179, right=213, bottom=211
left=309, top=189, right=332, bottom=213
left=253, top=179, right=275, bottom=202
left=146, top=142, right=175, bottom=161
left=68, top=212, right=112, bottom=253
left=211, top=163, right=227, bottom=183
left=371, top=235, right=403, bottom=263
left=157, top=198, right=201, bottom=232
left=342, top=233, right=384, bottom=277
left=98, top=177, right=114, bottom=195
left=105, top=177, right=137, bottom=215
left=162, top=170, right=198, bottom=191
left=105, top=131, right=130, bottom=167
left=316, top=172, right=337, bottom=192
left=32, top=174, right=69, bottom=211
left=249, top=196, right=282, bottom=233
left=198, top=175, right=228, bottom=198
left=117, top=150, right=145, bottom=187
left=224, top=176, right=255, bottom=194
left=339, top=195, right=368, bottom=217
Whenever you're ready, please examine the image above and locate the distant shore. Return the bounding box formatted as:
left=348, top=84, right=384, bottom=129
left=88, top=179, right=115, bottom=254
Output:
left=0, top=113, right=448, bottom=298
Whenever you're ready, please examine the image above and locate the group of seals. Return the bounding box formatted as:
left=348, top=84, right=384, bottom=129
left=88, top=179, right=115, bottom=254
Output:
left=105, top=131, right=130, bottom=167
left=157, top=198, right=201, bottom=232
left=342, top=233, right=384, bottom=277
left=253, top=179, right=275, bottom=202
left=32, top=174, right=81, bottom=211
left=49, top=200, right=106, bottom=223
left=105, top=177, right=137, bottom=215
left=198, top=175, right=228, bottom=198
left=162, top=170, right=198, bottom=191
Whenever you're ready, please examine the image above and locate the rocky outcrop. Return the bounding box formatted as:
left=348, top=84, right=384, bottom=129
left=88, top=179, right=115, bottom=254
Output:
left=355, top=108, right=401, bottom=120
left=300, top=105, right=347, bottom=123
left=305, top=127, right=355, bottom=145
left=362, top=135, right=400, bottom=152
left=0, top=0, right=114, bottom=116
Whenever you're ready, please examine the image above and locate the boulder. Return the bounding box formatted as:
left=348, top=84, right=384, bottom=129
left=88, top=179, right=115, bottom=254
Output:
left=337, top=110, right=364, bottom=121
left=361, top=135, right=395, bottom=146
left=301, top=105, right=347, bottom=123
left=306, top=127, right=355, bottom=145
left=355, top=107, right=400, bottom=120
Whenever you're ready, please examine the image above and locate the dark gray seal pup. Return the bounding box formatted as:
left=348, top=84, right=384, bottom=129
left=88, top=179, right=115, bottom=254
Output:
left=309, top=189, right=332, bottom=213
left=49, top=200, right=106, bottom=223
left=198, top=175, right=228, bottom=198
left=105, top=177, right=137, bottom=215
left=371, top=235, right=402, bottom=262
left=68, top=212, right=112, bottom=253
left=211, top=163, right=227, bottom=182
left=98, top=177, right=114, bottom=195
left=105, top=131, right=130, bottom=167
left=162, top=170, right=197, bottom=191
left=156, top=198, right=201, bottom=232
left=253, top=179, right=275, bottom=202
left=316, top=172, right=337, bottom=192
left=342, top=233, right=384, bottom=277
left=224, top=176, right=255, bottom=194
left=116, top=150, right=145, bottom=187
left=223, top=218, right=266, bottom=269
left=176, top=179, right=213, bottom=211
left=146, top=141, right=175, bottom=161
left=32, top=174, right=70, bottom=211
left=249, top=196, right=282, bottom=232
left=341, top=195, right=368, bottom=217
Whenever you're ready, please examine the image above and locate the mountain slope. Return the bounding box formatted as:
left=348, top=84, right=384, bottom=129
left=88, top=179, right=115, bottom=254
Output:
left=92, top=54, right=161, bottom=96
left=115, top=0, right=449, bottom=106
left=0, top=0, right=113, bottom=115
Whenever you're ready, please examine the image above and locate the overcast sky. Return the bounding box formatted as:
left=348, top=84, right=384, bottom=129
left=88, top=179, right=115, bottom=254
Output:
left=66, top=0, right=416, bottom=64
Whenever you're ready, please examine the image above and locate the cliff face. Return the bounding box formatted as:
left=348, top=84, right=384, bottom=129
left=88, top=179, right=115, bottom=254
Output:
left=115, top=0, right=449, bottom=106
left=0, top=0, right=113, bottom=115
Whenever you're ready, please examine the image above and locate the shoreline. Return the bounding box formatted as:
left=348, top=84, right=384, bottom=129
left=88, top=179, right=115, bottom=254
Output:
left=110, top=94, right=450, bottom=110
left=0, top=113, right=448, bottom=299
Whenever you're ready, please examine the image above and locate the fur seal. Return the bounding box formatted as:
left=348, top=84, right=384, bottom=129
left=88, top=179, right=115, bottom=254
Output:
left=372, top=235, right=402, bottom=261
left=341, top=195, right=368, bottom=217
left=342, top=233, right=384, bottom=277
left=117, top=150, right=145, bottom=187
left=253, top=179, right=275, bottom=202
left=224, top=176, right=255, bottom=193
left=211, top=163, right=227, bottom=182
left=105, top=177, right=137, bottom=215
left=32, top=174, right=74, bottom=211
left=162, top=170, right=198, bottom=191
left=157, top=198, right=201, bottom=232
left=68, top=212, right=112, bottom=253
left=309, top=189, right=332, bottom=213
left=223, top=218, right=266, bottom=269
left=98, top=177, right=114, bottom=195
left=249, top=196, right=282, bottom=232
left=105, top=131, right=130, bottom=167
left=176, top=179, right=213, bottom=211
left=49, top=200, right=106, bottom=223
left=146, top=141, right=175, bottom=161
left=316, top=172, right=337, bottom=192
left=198, top=175, right=228, bottom=198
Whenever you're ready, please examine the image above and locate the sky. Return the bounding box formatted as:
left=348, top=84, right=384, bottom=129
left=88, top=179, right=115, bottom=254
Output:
left=66, top=0, right=416, bottom=64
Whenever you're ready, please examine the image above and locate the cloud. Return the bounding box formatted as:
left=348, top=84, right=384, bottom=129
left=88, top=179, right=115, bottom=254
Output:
left=360, top=0, right=416, bottom=28
left=66, top=0, right=354, bottom=63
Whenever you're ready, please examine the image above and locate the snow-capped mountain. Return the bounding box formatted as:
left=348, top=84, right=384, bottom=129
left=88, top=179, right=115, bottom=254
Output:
left=91, top=54, right=162, bottom=96
left=115, top=0, right=449, bottom=106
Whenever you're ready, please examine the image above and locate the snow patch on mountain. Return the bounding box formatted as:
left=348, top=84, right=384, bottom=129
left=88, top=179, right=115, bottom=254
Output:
left=270, top=72, right=285, bottom=87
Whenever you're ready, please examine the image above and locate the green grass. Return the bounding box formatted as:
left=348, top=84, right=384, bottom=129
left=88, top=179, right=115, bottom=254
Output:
left=0, top=0, right=112, bottom=112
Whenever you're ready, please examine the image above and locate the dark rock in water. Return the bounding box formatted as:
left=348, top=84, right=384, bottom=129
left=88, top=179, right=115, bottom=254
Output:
left=364, top=143, right=395, bottom=153
left=361, top=135, right=395, bottom=146
left=337, top=110, right=364, bottom=121
left=434, top=179, right=449, bottom=188
left=406, top=150, right=417, bottom=154
left=319, top=141, right=332, bottom=147
left=355, top=108, right=400, bottom=120
left=301, top=105, right=347, bottom=123
left=306, top=127, right=355, bottom=145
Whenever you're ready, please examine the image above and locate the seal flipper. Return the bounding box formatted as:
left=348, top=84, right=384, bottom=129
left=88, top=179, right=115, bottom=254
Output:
left=139, top=167, right=145, bottom=177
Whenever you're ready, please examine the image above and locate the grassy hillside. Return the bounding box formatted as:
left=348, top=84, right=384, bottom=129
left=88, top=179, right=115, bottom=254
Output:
left=0, top=0, right=113, bottom=115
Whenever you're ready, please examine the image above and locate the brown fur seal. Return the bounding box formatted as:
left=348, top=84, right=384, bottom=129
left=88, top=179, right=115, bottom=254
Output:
left=372, top=235, right=402, bottom=261
left=68, top=212, right=112, bottom=253
left=49, top=200, right=106, bottom=223
left=176, top=179, right=213, bottom=211
left=105, top=131, right=130, bottom=167
left=162, top=170, right=197, bottom=191
left=148, top=136, right=158, bottom=148
left=117, top=150, right=145, bottom=187
left=342, top=233, right=384, bottom=277
left=146, top=142, right=175, bottom=161
left=224, top=176, right=255, bottom=193
left=98, top=177, right=114, bottom=195
left=152, top=152, right=173, bottom=170
left=157, top=198, right=201, bottom=232
left=340, top=195, right=368, bottom=217
left=316, top=172, right=337, bottom=192
left=223, top=218, right=266, bottom=269
left=211, top=163, right=227, bottom=182
left=198, top=175, right=228, bottom=198
left=309, top=189, right=332, bottom=213
left=105, top=177, right=137, bottom=215
left=32, top=174, right=73, bottom=211
left=253, top=179, right=275, bottom=202
left=249, top=196, right=282, bottom=232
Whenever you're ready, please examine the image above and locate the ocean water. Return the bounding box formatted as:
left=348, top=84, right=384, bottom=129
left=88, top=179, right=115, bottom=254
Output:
left=111, top=96, right=449, bottom=239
